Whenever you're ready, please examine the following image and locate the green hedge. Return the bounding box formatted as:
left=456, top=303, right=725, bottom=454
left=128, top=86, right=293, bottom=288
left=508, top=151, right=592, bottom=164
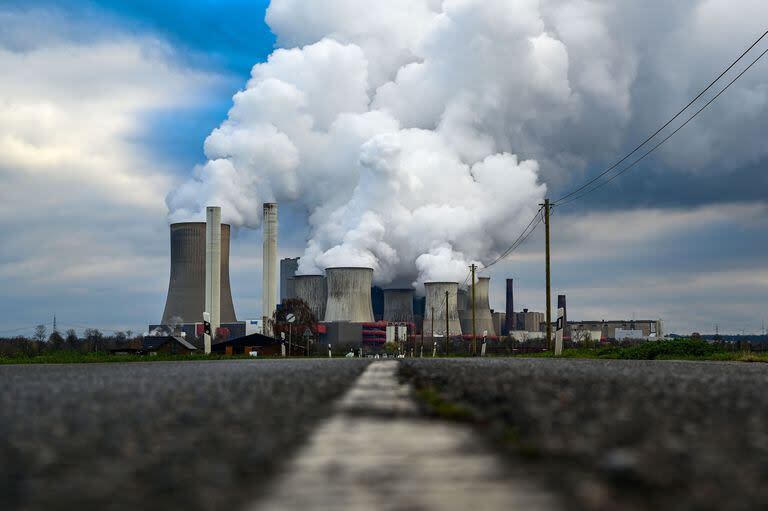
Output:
left=594, top=339, right=723, bottom=360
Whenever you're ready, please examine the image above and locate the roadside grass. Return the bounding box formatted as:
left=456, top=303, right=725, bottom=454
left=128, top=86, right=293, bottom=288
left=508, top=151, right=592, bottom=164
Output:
left=414, top=387, right=474, bottom=421
left=526, top=339, right=768, bottom=362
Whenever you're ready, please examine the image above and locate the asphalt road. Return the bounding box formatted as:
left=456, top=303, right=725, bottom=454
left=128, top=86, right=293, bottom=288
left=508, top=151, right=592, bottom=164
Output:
left=400, top=358, right=768, bottom=511
left=0, top=359, right=369, bottom=511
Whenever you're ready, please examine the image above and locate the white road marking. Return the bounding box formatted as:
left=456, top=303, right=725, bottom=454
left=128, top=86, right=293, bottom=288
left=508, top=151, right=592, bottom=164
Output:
left=249, top=361, right=561, bottom=511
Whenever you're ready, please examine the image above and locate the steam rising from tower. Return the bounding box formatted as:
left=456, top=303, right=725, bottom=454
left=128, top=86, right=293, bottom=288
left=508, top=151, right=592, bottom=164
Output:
left=166, top=1, right=556, bottom=287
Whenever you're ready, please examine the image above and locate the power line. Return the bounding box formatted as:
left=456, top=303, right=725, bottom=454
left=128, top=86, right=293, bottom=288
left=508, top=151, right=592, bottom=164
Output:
left=480, top=206, right=544, bottom=272
left=554, top=29, right=768, bottom=206
left=0, top=322, right=54, bottom=335
left=555, top=46, right=768, bottom=207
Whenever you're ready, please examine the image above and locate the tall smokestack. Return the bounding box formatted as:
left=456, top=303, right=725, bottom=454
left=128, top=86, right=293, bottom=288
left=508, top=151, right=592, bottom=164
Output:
left=383, top=289, right=414, bottom=323
left=323, top=267, right=374, bottom=323
left=293, top=274, right=326, bottom=321
left=205, top=206, right=221, bottom=354
left=162, top=222, right=237, bottom=327
left=505, top=278, right=514, bottom=333
left=262, top=203, right=278, bottom=335
left=423, top=282, right=462, bottom=337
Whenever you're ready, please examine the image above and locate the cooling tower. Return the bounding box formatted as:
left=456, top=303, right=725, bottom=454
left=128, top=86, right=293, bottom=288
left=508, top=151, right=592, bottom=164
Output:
left=457, top=288, right=468, bottom=311
left=473, top=277, right=496, bottom=337
left=262, top=203, right=278, bottom=334
left=423, top=282, right=462, bottom=337
left=293, top=274, right=327, bottom=321
left=383, top=288, right=414, bottom=323
left=161, top=222, right=236, bottom=325
left=323, top=267, right=374, bottom=323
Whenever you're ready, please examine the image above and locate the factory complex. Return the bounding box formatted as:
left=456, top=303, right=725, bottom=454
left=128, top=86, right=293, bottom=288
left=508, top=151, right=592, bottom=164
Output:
left=149, top=203, right=662, bottom=355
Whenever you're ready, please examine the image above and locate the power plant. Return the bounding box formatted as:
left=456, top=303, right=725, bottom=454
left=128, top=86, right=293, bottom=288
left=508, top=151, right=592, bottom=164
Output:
left=155, top=201, right=663, bottom=354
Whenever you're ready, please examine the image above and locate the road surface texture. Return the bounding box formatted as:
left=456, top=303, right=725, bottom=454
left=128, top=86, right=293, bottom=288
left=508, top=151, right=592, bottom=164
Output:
left=401, top=357, right=768, bottom=511
left=250, top=360, right=561, bottom=511
left=0, top=359, right=369, bottom=511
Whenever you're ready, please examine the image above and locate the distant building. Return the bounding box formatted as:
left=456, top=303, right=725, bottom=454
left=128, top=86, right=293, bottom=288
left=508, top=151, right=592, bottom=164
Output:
left=211, top=332, right=283, bottom=356
left=142, top=335, right=198, bottom=355
left=569, top=320, right=663, bottom=340
left=280, top=257, right=300, bottom=302
left=515, top=309, right=546, bottom=333
left=148, top=322, right=245, bottom=344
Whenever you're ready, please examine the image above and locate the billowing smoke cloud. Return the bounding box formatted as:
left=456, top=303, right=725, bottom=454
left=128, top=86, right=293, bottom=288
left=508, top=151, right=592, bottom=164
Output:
left=166, top=0, right=768, bottom=288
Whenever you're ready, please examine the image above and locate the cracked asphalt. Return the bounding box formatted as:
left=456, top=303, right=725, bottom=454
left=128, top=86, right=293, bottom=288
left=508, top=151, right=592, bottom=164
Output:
left=0, top=359, right=369, bottom=511
left=401, top=357, right=768, bottom=511
left=3, top=357, right=765, bottom=511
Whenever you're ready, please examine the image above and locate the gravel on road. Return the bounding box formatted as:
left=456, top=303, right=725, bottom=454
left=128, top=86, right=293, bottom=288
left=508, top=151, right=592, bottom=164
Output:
left=400, top=358, right=768, bottom=511
left=0, top=359, right=369, bottom=511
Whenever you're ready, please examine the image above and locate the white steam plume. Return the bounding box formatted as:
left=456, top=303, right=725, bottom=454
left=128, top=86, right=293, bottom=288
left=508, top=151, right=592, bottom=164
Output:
left=170, top=0, right=726, bottom=288
left=164, top=0, right=585, bottom=287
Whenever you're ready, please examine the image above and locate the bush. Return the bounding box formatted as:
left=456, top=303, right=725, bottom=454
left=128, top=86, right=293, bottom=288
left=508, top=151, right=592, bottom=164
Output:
left=599, top=338, right=723, bottom=360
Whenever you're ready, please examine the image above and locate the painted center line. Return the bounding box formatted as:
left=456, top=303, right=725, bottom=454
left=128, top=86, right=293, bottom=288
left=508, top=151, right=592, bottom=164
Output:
left=249, top=361, right=561, bottom=511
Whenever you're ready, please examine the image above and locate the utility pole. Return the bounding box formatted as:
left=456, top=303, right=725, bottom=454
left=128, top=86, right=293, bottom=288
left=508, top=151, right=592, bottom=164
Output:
left=431, top=306, right=435, bottom=356
left=420, top=326, right=424, bottom=357
left=542, top=198, right=552, bottom=350
left=445, top=290, right=450, bottom=356
left=471, top=264, right=477, bottom=356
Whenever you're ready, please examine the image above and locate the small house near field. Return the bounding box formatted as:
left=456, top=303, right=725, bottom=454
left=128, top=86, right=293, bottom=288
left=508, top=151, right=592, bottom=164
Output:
left=142, top=335, right=198, bottom=355
left=212, top=332, right=285, bottom=356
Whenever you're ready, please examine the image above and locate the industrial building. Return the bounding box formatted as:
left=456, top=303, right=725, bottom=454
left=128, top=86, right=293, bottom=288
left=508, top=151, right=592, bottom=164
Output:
left=569, top=320, right=663, bottom=340
left=280, top=257, right=299, bottom=302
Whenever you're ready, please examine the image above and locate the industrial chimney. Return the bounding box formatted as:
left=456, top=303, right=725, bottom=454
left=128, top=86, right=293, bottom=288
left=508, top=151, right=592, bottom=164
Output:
left=205, top=206, right=221, bottom=354
left=473, top=277, right=496, bottom=337
left=262, top=203, right=278, bottom=335
left=161, top=222, right=237, bottom=326
left=323, top=267, right=375, bottom=323
left=423, top=282, right=462, bottom=337
left=383, top=288, right=414, bottom=323
left=504, top=279, right=515, bottom=333
left=293, top=274, right=327, bottom=321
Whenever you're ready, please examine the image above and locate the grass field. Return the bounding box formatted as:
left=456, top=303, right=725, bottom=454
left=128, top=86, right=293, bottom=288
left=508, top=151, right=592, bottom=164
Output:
left=529, top=338, right=768, bottom=362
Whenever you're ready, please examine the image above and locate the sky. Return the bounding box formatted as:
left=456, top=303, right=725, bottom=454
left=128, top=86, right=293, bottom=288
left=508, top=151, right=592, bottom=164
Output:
left=0, top=0, right=766, bottom=337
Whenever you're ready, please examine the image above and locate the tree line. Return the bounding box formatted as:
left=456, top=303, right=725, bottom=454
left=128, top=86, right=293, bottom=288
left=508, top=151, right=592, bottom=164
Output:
left=0, top=325, right=143, bottom=357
